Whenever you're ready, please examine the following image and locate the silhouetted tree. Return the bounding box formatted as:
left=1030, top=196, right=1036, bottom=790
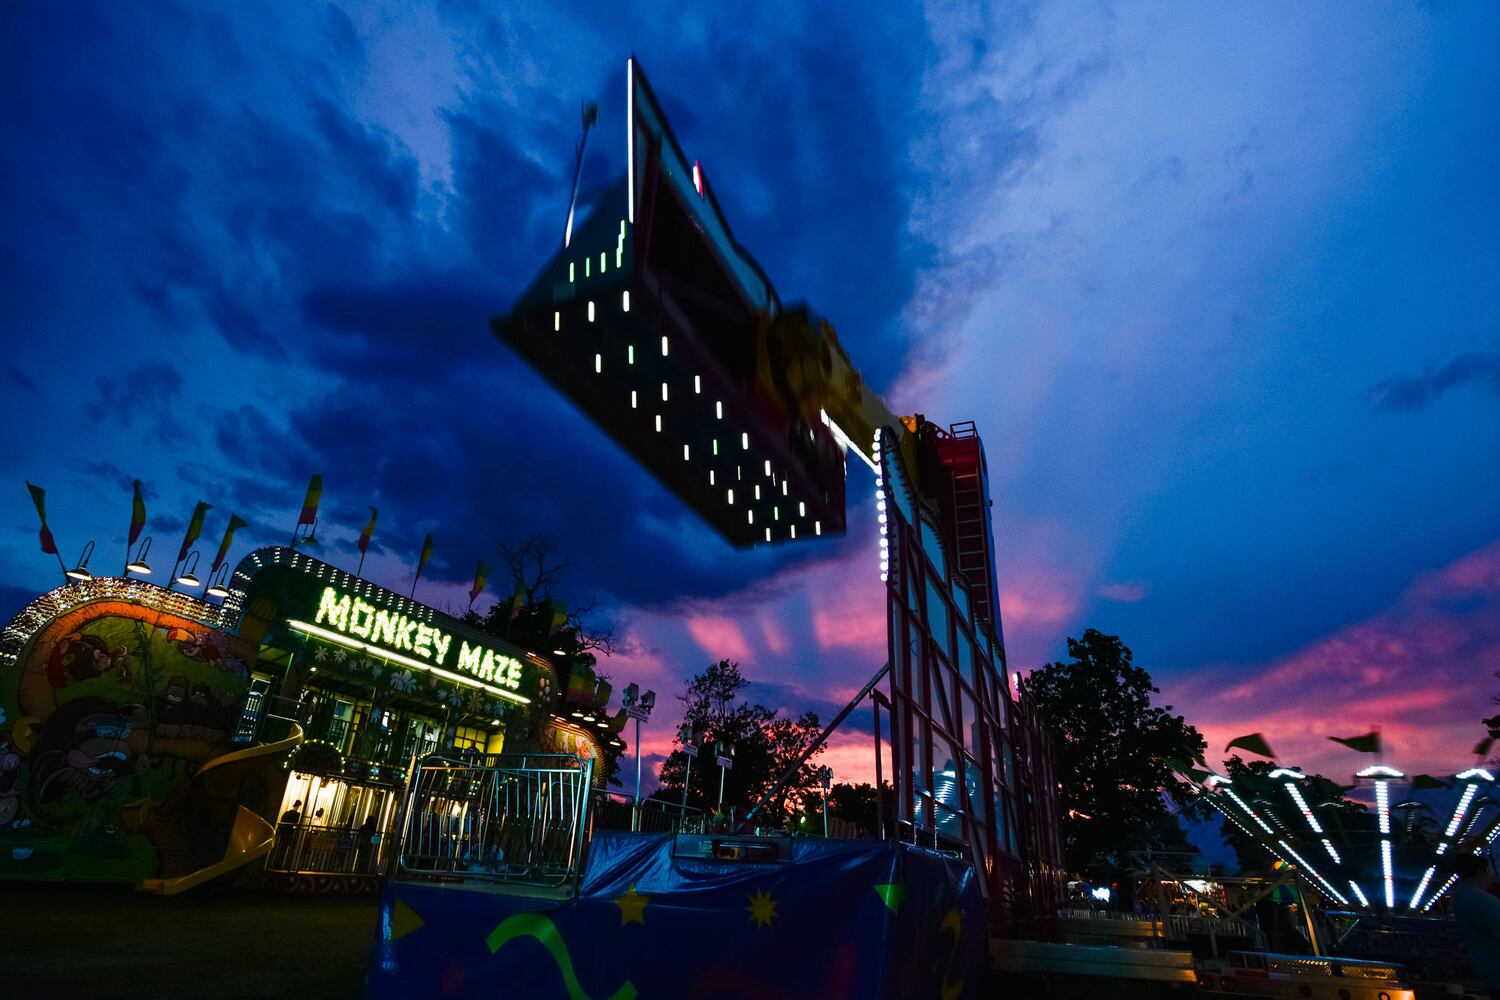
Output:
left=826, top=781, right=896, bottom=838
left=655, top=660, right=823, bottom=821
left=1025, top=628, right=1206, bottom=874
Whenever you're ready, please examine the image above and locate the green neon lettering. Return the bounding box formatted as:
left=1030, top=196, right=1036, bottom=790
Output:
left=308, top=586, right=517, bottom=686
left=315, top=587, right=341, bottom=627
left=458, top=642, right=483, bottom=676
left=350, top=598, right=376, bottom=639
left=374, top=610, right=398, bottom=646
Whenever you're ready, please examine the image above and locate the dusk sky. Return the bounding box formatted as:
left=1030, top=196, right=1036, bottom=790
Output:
left=2, top=2, right=1497, bottom=789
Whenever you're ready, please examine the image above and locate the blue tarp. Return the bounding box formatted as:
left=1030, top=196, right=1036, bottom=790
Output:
left=366, top=831, right=985, bottom=999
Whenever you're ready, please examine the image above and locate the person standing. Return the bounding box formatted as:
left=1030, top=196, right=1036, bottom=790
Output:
left=274, top=800, right=302, bottom=867
left=356, top=814, right=378, bottom=873
left=1453, top=853, right=1500, bottom=994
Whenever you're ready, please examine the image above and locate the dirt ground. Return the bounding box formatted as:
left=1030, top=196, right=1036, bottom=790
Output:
left=5, top=882, right=380, bottom=999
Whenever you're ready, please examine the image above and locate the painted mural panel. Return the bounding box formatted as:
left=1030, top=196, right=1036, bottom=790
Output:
left=0, top=599, right=253, bottom=881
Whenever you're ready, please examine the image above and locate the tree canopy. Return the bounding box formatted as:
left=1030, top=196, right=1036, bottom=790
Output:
left=1025, top=628, right=1206, bottom=873
left=655, top=660, right=824, bottom=821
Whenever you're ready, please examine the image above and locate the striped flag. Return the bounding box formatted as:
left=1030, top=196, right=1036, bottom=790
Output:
left=178, top=501, right=212, bottom=561
left=469, top=562, right=490, bottom=606
left=25, top=481, right=58, bottom=555
left=357, top=507, right=378, bottom=555
left=508, top=579, right=527, bottom=620
left=129, top=480, right=147, bottom=547
left=549, top=600, right=568, bottom=636
left=210, top=514, right=248, bottom=572
left=297, top=474, right=322, bottom=526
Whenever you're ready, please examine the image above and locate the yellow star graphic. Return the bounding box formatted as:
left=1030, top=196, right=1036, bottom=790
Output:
left=747, top=888, right=778, bottom=929
left=615, top=883, right=649, bottom=926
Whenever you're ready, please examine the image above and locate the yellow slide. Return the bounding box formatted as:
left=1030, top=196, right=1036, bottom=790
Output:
left=137, top=724, right=304, bottom=896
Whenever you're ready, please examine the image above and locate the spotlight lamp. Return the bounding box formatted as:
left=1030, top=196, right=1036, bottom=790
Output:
left=176, top=550, right=203, bottom=588
left=125, top=535, right=153, bottom=576
left=205, top=563, right=232, bottom=599
left=66, top=540, right=96, bottom=582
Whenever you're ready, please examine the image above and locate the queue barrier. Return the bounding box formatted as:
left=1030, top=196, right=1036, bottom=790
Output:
left=394, top=752, right=593, bottom=890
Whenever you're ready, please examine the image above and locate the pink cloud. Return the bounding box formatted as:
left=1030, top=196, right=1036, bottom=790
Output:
left=1097, top=579, right=1149, bottom=603
left=1167, top=536, right=1500, bottom=780
left=758, top=613, right=790, bottom=656
left=684, top=614, right=754, bottom=664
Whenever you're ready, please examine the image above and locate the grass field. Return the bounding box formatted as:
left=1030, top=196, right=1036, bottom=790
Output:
left=5, top=882, right=380, bottom=999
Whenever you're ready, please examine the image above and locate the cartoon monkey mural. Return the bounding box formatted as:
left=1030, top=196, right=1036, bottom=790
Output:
left=3, top=599, right=256, bottom=880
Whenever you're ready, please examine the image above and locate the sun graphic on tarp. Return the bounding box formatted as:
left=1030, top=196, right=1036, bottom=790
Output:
left=746, top=888, right=778, bottom=929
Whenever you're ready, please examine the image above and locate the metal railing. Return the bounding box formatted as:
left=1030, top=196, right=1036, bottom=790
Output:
left=395, top=752, right=593, bottom=890
left=266, top=821, right=385, bottom=875
left=592, top=789, right=705, bottom=835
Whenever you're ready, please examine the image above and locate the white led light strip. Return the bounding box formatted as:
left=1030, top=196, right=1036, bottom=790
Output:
left=1381, top=839, right=1395, bottom=909
left=1444, top=784, right=1480, bottom=838
left=1276, top=839, right=1349, bottom=907
left=1422, top=874, right=1459, bottom=913
left=1346, top=881, right=1370, bottom=908
left=1408, top=865, right=1437, bottom=910
left=286, top=619, right=530, bottom=705
left=875, top=428, right=889, bottom=583
left=1223, top=789, right=1275, bottom=835
left=1284, top=782, right=1323, bottom=832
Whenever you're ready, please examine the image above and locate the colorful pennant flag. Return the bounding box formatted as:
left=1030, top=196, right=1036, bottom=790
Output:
left=210, top=514, right=248, bottom=572
left=298, top=474, right=322, bottom=526
left=549, top=600, right=568, bottom=636
left=178, top=501, right=212, bottom=561
left=469, top=562, right=491, bottom=605
left=358, top=507, right=378, bottom=555
left=1226, top=733, right=1276, bottom=759
left=129, top=480, right=147, bottom=547
left=416, top=534, right=433, bottom=579
left=1328, top=731, right=1380, bottom=754
left=25, top=481, right=58, bottom=555
left=566, top=664, right=594, bottom=704
left=509, top=579, right=527, bottom=620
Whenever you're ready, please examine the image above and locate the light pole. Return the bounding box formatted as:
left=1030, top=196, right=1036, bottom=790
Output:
left=622, top=683, right=655, bottom=817
left=715, top=741, right=735, bottom=812
left=817, top=765, right=833, bottom=838
left=679, top=724, right=698, bottom=811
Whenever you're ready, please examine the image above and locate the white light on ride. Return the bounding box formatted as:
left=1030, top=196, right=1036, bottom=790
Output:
left=1409, top=866, right=1437, bottom=910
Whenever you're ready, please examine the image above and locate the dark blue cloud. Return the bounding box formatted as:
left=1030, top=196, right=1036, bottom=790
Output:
left=1364, top=348, right=1500, bottom=411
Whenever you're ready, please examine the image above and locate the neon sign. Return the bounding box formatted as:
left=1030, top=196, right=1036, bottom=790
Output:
left=306, top=586, right=525, bottom=695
